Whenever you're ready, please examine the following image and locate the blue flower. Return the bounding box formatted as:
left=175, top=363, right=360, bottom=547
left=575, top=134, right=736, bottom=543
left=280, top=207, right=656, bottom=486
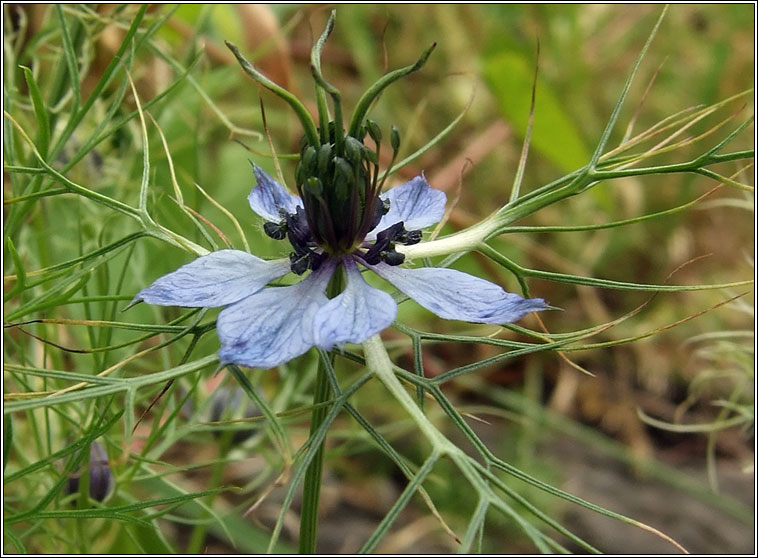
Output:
left=135, top=166, right=549, bottom=369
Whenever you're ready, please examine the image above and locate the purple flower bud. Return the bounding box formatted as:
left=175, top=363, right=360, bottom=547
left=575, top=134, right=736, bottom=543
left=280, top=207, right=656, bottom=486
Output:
left=67, top=441, right=114, bottom=503
left=209, top=387, right=262, bottom=444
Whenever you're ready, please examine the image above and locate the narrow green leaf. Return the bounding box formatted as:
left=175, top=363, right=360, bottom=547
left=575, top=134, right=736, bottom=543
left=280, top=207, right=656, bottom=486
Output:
left=380, top=84, right=473, bottom=180
left=6, top=489, right=224, bottom=525
left=54, top=5, right=82, bottom=112
left=4, top=365, right=122, bottom=385
left=3, top=528, right=26, bottom=553
left=3, top=186, right=68, bottom=204
left=481, top=243, right=753, bottom=293
left=5, top=269, right=92, bottom=322
left=588, top=6, right=667, bottom=167
left=227, top=364, right=290, bottom=461
left=265, top=373, right=372, bottom=553
left=20, top=65, right=51, bottom=157
left=51, top=5, right=149, bottom=159
left=4, top=112, right=141, bottom=219
left=4, top=413, right=121, bottom=484
left=3, top=354, right=218, bottom=413
left=3, top=414, right=13, bottom=472
left=4, top=236, right=26, bottom=301
left=20, top=232, right=146, bottom=279
left=359, top=453, right=441, bottom=553
left=459, top=499, right=489, bottom=553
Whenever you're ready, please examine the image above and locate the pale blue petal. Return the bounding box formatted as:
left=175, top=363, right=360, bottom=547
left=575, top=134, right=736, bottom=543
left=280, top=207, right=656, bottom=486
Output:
left=217, top=261, right=335, bottom=369
left=135, top=250, right=290, bottom=308
left=248, top=164, right=302, bottom=222
left=369, top=175, right=446, bottom=239
left=312, top=258, right=397, bottom=349
left=366, top=262, right=548, bottom=324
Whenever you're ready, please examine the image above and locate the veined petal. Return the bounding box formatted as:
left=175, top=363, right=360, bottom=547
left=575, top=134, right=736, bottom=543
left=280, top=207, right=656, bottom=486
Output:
left=135, top=250, right=290, bottom=308
left=248, top=164, right=302, bottom=222
left=366, top=262, right=548, bottom=324
left=312, top=258, right=397, bottom=349
left=370, top=175, right=446, bottom=238
left=217, top=261, right=336, bottom=369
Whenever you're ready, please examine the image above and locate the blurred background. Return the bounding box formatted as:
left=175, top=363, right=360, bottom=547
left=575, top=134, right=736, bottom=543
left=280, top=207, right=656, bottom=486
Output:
left=4, top=4, right=754, bottom=554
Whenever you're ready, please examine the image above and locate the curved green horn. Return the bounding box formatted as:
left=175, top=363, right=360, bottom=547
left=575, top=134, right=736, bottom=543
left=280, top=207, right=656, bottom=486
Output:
left=226, top=40, right=320, bottom=147
left=347, top=43, right=437, bottom=138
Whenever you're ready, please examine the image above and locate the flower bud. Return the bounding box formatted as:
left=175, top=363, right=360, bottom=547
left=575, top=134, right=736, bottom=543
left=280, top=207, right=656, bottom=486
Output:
left=67, top=441, right=114, bottom=503
left=209, top=387, right=262, bottom=444
left=390, top=125, right=401, bottom=152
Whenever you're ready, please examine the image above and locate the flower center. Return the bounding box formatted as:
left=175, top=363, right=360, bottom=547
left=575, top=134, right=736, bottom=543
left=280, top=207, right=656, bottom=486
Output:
left=261, top=122, right=422, bottom=275
left=294, top=123, right=381, bottom=256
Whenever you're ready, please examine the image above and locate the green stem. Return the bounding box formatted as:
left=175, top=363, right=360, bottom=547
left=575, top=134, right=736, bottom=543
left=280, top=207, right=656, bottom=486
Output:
left=347, top=43, right=437, bottom=138
left=298, top=266, right=344, bottom=553
left=225, top=41, right=320, bottom=147
left=310, top=10, right=342, bottom=151
left=185, top=434, right=230, bottom=553
left=363, top=335, right=455, bottom=452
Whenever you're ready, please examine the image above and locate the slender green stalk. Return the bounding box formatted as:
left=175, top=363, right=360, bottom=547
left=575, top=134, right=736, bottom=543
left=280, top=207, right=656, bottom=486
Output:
left=298, top=359, right=333, bottom=553
left=298, top=266, right=345, bottom=553
left=49, top=5, right=148, bottom=159
left=225, top=40, right=320, bottom=147
left=347, top=43, right=437, bottom=138
left=185, top=431, right=234, bottom=553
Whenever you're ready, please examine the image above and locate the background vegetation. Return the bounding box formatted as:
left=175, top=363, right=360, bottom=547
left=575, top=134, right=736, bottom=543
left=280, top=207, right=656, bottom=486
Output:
left=4, top=4, right=754, bottom=553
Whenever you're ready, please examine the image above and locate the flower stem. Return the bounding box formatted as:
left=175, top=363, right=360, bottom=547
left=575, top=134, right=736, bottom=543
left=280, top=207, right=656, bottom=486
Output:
left=298, top=267, right=344, bottom=553
left=362, top=335, right=451, bottom=452
left=186, top=433, right=232, bottom=553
